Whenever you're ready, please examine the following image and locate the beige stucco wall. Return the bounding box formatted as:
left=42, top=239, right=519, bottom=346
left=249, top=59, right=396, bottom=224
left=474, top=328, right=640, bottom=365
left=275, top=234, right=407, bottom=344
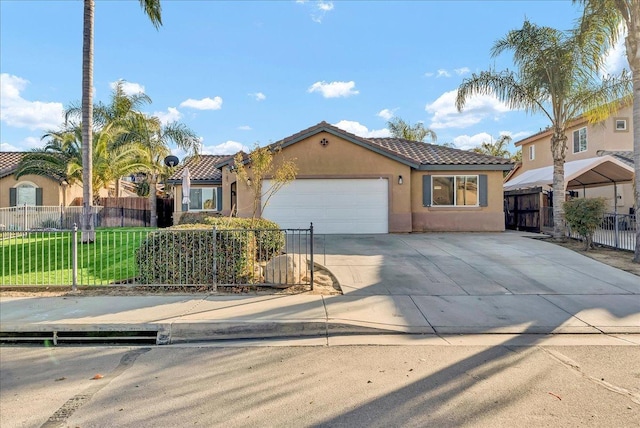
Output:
left=173, top=183, right=222, bottom=224
left=221, top=131, right=413, bottom=232
left=0, top=174, right=63, bottom=207
left=411, top=170, right=506, bottom=232
left=578, top=182, right=634, bottom=214
left=514, top=105, right=634, bottom=179
left=220, top=132, right=508, bottom=233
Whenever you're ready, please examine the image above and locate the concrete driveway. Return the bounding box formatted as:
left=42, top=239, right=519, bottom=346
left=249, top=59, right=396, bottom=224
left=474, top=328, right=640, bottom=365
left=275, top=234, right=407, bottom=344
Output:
left=317, top=231, right=640, bottom=334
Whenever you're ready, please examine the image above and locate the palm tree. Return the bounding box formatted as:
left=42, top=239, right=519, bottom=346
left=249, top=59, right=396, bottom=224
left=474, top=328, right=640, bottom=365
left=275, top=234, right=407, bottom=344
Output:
left=18, top=123, right=149, bottom=203
left=126, top=115, right=200, bottom=227
left=575, top=0, right=640, bottom=261
left=387, top=117, right=437, bottom=142
left=81, top=0, right=162, bottom=241
left=472, top=135, right=513, bottom=158
left=456, top=20, right=631, bottom=239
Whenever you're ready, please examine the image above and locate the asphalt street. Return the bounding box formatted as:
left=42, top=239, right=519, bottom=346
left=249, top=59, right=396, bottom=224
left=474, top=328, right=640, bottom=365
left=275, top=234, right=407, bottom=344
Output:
left=1, top=342, right=639, bottom=427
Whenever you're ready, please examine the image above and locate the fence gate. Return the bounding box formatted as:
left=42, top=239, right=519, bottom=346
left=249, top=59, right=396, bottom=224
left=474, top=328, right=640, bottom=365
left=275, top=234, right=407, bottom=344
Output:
left=156, top=198, right=174, bottom=228
left=504, top=187, right=543, bottom=232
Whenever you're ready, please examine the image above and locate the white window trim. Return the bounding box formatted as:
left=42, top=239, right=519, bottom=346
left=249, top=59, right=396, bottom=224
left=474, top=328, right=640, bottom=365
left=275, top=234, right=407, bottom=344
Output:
left=186, top=187, right=219, bottom=211
left=431, top=175, right=479, bottom=207
left=573, top=127, right=587, bottom=153
left=614, top=118, right=628, bottom=132
left=528, top=145, right=535, bottom=160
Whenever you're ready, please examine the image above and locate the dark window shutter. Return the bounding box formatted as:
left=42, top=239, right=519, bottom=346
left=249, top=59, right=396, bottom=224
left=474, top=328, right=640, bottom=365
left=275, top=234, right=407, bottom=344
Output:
left=422, top=175, right=431, bottom=207
left=216, top=187, right=223, bottom=211
left=36, top=188, right=43, bottom=206
left=9, top=188, right=16, bottom=207
left=479, top=174, right=488, bottom=207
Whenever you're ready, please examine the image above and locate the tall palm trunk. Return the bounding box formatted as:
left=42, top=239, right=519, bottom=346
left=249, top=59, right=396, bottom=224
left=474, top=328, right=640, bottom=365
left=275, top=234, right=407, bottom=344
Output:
left=551, top=130, right=568, bottom=239
left=81, top=0, right=95, bottom=242
left=632, top=71, right=640, bottom=262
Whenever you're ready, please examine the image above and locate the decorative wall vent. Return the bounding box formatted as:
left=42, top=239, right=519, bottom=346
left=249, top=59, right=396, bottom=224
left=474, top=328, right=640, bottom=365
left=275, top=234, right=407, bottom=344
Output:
left=320, top=138, right=329, bottom=147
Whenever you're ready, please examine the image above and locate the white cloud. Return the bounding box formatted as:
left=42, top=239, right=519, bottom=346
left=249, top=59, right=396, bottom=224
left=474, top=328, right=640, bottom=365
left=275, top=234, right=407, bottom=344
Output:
left=179, top=96, right=223, bottom=110
left=424, top=72, right=435, bottom=78
left=425, top=89, right=512, bottom=130
left=297, top=0, right=334, bottom=23
left=603, top=34, right=627, bottom=75
left=238, top=125, right=252, bottom=131
left=250, top=92, right=266, bottom=101
left=0, top=73, right=64, bottom=131
left=153, top=107, right=182, bottom=125
left=332, top=120, right=391, bottom=138
left=437, top=69, right=451, bottom=78
left=110, top=80, right=145, bottom=95
left=308, top=80, right=359, bottom=98
left=0, top=136, right=42, bottom=152
left=202, top=140, right=248, bottom=155
left=377, top=109, right=395, bottom=121
left=452, top=132, right=492, bottom=150
left=454, top=67, right=471, bottom=76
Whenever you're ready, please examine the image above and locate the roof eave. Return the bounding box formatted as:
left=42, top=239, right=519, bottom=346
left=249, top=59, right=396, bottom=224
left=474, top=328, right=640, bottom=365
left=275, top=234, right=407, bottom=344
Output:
left=418, top=164, right=513, bottom=171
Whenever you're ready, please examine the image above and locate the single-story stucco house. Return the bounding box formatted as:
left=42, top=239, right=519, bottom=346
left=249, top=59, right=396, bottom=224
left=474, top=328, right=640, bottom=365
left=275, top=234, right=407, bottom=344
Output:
left=167, top=154, right=231, bottom=224
left=0, top=151, right=84, bottom=208
left=171, top=122, right=513, bottom=233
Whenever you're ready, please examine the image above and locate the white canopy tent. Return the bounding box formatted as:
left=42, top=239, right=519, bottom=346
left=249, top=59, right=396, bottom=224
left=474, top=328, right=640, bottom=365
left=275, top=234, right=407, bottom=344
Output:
left=504, top=155, right=634, bottom=191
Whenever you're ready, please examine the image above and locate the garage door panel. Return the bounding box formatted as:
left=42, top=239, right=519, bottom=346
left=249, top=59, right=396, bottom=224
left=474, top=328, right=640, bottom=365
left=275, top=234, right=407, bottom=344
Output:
left=262, top=179, right=388, bottom=234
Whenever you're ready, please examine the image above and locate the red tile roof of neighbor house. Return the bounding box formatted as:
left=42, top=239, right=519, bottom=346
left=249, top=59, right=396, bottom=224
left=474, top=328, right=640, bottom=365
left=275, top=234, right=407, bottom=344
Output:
left=167, top=154, right=233, bottom=184
left=0, top=152, right=27, bottom=179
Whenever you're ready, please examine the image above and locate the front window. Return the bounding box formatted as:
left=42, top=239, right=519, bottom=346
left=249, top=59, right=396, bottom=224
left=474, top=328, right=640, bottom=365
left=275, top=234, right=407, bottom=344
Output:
left=614, top=118, right=628, bottom=132
left=189, top=188, right=217, bottom=211
left=432, top=175, right=478, bottom=206
left=573, top=127, right=587, bottom=153
left=16, top=183, right=37, bottom=206
left=528, top=145, right=535, bottom=160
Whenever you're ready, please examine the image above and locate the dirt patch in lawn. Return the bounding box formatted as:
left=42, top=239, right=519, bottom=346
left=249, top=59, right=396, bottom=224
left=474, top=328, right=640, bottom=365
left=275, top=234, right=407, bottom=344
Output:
left=543, top=237, right=640, bottom=277
left=0, top=263, right=342, bottom=298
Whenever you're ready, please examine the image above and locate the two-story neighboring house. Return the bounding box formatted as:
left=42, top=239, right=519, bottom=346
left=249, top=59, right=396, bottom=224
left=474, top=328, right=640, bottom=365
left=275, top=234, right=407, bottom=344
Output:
left=503, top=104, right=635, bottom=231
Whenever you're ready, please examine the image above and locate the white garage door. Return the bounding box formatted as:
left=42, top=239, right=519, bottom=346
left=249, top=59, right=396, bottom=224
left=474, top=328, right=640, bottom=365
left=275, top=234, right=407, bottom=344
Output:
left=262, top=178, right=388, bottom=234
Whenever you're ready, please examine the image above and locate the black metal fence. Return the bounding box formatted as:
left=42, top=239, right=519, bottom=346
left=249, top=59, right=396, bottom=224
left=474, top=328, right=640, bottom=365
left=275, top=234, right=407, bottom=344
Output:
left=1, top=224, right=315, bottom=289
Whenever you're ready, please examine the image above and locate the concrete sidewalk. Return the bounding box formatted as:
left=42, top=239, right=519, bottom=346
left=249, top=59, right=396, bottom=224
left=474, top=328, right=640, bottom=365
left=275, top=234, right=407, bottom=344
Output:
left=1, top=232, right=639, bottom=344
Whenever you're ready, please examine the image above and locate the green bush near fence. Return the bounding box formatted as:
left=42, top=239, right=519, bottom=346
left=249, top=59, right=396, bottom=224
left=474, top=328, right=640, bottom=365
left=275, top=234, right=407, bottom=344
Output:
left=204, top=217, right=285, bottom=262
left=564, top=197, right=607, bottom=250
left=177, top=215, right=285, bottom=262
left=136, top=223, right=253, bottom=285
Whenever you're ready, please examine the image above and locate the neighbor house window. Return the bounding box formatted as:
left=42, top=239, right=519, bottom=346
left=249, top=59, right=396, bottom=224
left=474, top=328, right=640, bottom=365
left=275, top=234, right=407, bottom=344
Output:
left=189, top=188, right=218, bottom=211
left=573, top=127, right=587, bottom=153
left=528, top=145, right=535, bottom=160
left=14, top=183, right=37, bottom=206
left=432, top=175, right=478, bottom=206
left=614, top=118, right=628, bottom=132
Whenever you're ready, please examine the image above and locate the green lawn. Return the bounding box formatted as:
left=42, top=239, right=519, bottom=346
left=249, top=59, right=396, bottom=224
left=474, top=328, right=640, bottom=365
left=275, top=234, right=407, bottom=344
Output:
left=1, top=228, right=154, bottom=286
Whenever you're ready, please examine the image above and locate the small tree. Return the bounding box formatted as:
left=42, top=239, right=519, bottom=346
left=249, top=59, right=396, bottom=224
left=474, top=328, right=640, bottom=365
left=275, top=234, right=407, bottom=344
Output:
left=233, top=144, right=298, bottom=224
left=564, top=197, right=607, bottom=250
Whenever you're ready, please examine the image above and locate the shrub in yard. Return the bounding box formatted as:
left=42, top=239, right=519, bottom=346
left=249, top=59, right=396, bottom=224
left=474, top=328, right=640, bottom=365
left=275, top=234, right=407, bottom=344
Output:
left=178, top=211, right=222, bottom=225
left=136, top=223, right=251, bottom=285
left=204, top=217, right=285, bottom=262
left=563, top=197, right=607, bottom=250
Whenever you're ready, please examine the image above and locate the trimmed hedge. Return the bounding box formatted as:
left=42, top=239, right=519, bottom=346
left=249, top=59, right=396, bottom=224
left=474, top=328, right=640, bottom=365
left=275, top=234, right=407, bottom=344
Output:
left=137, top=216, right=290, bottom=285
left=136, top=223, right=251, bottom=285
left=204, top=217, right=285, bottom=262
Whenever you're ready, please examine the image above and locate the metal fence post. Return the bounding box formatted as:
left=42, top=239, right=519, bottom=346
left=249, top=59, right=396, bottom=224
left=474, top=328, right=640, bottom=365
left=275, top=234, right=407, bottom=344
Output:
left=72, top=223, right=78, bottom=292
left=309, top=222, right=314, bottom=291
left=23, top=203, right=27, bottom=231
left=212, top=226, right=218, bottom=285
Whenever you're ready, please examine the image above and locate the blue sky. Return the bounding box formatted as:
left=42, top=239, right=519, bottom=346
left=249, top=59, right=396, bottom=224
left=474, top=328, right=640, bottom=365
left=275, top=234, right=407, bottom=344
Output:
left=0, top=0, right=627, bottom=160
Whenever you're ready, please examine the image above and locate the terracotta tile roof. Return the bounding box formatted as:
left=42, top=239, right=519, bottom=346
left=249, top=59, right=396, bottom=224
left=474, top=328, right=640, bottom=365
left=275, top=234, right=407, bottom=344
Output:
left=0, top=152, right=27, bottom=178
left=367, top=137, right=513, bottom=166
left=167, top=154, right=233, bottom=184
left=275, top=121, right=513, bottom=168
left=209, top=121, right=514, bottom=172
